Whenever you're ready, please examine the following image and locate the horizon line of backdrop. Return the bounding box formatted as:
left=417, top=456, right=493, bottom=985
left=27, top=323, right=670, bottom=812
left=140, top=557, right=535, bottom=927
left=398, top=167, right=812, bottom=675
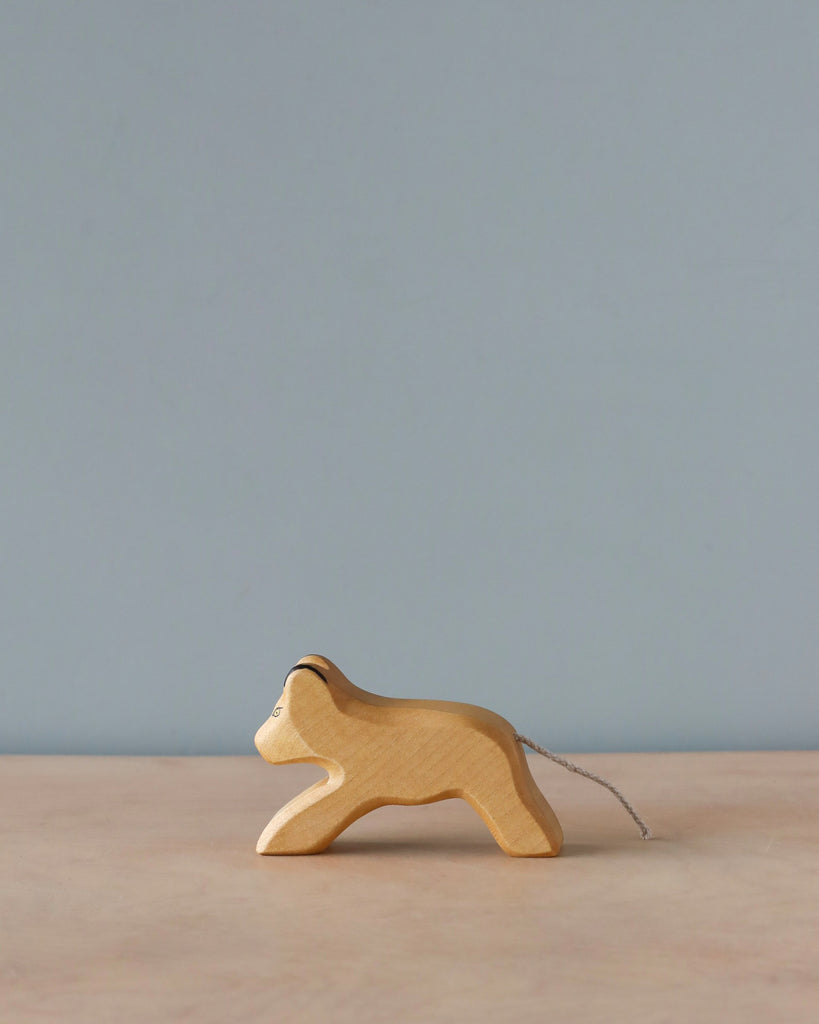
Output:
left=2, top=1, right=818, bottom=755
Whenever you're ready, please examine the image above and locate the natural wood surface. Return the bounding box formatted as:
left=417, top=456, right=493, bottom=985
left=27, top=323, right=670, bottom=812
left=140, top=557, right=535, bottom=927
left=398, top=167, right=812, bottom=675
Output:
left=2, top=752, right=818, bottom=1023
left=254, top=655, right=562, bottom=856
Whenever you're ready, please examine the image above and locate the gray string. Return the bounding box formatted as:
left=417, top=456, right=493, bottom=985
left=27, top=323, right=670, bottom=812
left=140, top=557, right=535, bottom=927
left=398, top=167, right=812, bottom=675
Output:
left=514, top=733, right=653, bottom=840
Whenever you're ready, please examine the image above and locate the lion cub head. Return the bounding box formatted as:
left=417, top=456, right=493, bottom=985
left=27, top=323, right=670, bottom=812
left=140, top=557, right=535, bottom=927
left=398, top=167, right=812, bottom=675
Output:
left=254, top=656, right=346, bottom=766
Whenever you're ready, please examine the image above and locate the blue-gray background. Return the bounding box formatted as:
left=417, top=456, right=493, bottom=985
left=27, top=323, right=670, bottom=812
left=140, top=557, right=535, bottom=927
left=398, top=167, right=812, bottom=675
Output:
left=2, top=2, right=817, bottom=754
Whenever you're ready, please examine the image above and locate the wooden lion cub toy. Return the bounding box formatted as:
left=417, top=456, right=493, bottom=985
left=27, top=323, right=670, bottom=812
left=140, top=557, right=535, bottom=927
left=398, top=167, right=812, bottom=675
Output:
left=254, top=655, right=563, bottom=857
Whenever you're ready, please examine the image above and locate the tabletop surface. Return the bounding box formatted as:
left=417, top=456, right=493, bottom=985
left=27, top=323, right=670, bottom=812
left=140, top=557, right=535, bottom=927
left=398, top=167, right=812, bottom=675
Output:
left=2, top=751, right=818, bottom=1023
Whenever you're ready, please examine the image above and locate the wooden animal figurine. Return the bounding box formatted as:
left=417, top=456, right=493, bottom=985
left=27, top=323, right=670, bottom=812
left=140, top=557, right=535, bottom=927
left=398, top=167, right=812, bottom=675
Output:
left=254, top=655, right=563, bottom=857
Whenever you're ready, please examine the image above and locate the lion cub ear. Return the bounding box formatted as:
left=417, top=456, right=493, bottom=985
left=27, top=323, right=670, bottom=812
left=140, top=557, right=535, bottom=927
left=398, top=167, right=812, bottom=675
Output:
left=285, top=663, right=339, bottom=722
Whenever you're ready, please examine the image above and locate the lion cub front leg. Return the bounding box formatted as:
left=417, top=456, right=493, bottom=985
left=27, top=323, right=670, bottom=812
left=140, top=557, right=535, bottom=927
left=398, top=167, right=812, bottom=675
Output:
left=257, top=778, right=363, bottom=855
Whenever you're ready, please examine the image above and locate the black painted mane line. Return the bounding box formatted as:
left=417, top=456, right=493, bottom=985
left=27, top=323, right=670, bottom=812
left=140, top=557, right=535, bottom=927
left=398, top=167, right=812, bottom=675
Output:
left=287, top=663, right=328, bottom=684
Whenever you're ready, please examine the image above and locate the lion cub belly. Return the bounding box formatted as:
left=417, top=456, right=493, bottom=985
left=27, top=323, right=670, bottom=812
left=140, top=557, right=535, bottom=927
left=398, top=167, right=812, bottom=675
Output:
left=357, top=712, right=512, bottom=804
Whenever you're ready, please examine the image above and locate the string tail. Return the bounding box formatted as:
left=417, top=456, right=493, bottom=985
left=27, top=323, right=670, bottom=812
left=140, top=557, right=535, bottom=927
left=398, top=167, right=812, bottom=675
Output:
left=514, top=733, right=653, bottom=840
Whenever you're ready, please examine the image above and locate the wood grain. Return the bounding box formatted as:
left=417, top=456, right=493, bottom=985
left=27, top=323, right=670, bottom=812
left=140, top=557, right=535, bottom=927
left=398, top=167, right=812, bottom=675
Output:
left=2, top=752, right=818, bottom=1023
left=254, top=655, right=563, bottom=856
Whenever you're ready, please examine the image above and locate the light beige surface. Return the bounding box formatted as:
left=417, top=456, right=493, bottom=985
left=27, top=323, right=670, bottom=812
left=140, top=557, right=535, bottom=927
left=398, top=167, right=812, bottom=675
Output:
left=2, top=752, right=818, bottom=1023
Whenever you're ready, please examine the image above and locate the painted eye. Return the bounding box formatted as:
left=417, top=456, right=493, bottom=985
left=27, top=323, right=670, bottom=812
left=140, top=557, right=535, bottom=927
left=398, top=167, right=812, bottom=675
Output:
left=272, top=707, right=283, bottom=718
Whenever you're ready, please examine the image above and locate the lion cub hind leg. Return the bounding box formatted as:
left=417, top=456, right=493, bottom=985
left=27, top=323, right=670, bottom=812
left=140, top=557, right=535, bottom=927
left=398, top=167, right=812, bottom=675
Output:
left=464, top=758, right=564, bottom=857
left=257, top=780, right=363, bottom=855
